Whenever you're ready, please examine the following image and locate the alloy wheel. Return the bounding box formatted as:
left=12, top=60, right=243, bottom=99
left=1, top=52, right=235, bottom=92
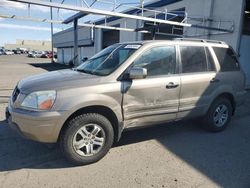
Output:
left=72, top=124, right=105, bottom=156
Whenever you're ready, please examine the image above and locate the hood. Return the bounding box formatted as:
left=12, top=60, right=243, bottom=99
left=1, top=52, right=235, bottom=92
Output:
left=18, top=69, right=101, bottom=94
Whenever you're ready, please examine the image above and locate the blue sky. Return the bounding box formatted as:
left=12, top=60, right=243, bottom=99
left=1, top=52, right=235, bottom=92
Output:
left=0, top=0, right=151, bottom=46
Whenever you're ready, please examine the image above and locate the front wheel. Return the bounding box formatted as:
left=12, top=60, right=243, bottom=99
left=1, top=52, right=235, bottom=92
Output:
left=203, top=98, right=233, bottom=132
left=59, top=113, right=114, bottom=165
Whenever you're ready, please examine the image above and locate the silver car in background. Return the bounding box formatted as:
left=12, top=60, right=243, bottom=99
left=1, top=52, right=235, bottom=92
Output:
left=6, top=39, right=246, bottom=165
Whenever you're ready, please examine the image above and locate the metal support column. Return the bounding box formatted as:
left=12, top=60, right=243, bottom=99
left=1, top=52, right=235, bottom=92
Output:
left=50, top=0, right=54, bottom=63
left=73, top=18, right=78, bottom=66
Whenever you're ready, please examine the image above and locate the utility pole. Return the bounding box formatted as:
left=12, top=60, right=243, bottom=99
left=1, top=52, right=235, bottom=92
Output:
left=50, top=0, right=54, bottom=63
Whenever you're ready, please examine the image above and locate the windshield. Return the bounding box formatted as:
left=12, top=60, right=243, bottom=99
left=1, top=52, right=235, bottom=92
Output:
left=76, top=44, right=141, bottom=76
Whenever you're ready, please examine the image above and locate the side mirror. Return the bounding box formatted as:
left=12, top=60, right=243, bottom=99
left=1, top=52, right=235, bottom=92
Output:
left=129, top=67, right=147, bottom=79
left=82, top=57, right=88, bottom=62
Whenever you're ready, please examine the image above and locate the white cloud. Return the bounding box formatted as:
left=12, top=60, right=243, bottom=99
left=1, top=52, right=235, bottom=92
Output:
left=31, top=5, right=50, bottom=13
left=0, top=23, right=62, bottom=32
left=33, top=6, right=76, bottom=14
left=0, top=1, right=52, bottom=13
left=0, top=0, right=26, bottom=9
left=57, top=8, right=75, bottom=15
left=0, top=0, right=74, bottom=14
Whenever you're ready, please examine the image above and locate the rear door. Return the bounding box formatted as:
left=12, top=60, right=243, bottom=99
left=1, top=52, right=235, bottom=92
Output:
left=122, top=45, right=181, bottom=128
left=177, top=45, right=218, bottom=119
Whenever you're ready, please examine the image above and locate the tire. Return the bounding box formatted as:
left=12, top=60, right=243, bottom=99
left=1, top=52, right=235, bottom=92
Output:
left=203, top=97, right=233, bottom=132
left=60, top=113, right=114, bottom=165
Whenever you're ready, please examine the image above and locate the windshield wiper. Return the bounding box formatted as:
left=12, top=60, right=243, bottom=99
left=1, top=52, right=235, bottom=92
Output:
left=75, top=69, right=94, bottom=75
left=75, top=68, right=105, bottom=76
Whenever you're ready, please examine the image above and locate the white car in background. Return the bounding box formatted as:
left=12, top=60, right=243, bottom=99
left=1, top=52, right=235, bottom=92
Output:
left=4, top=50, right=14, bottom=55
left=28, top=51, right=43, bottom=58
left=35, top=51, right=44, bottom=58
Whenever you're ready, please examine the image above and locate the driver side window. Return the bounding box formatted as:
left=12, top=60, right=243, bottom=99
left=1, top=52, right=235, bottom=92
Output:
left=132, top=46, right=176, bottom=77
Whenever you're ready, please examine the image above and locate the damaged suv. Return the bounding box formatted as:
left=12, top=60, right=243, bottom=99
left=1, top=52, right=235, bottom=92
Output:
left=6, top=39, right=246, bottom=165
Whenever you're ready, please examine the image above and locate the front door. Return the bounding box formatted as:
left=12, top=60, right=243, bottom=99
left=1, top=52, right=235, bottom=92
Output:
left=122, top=45, right=181, bottom=128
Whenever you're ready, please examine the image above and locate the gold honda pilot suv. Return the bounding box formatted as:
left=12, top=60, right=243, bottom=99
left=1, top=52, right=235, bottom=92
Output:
left=6, top=39, right=246, bottom=165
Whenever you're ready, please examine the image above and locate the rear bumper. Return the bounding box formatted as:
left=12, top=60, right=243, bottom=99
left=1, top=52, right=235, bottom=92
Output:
left=6, top=104, right=66, bottom=143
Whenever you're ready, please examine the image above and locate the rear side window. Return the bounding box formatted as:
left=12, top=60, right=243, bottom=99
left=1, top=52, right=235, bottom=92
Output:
left=213, top=47, right=240, bottom=71
left=180, top=46, right=207, bottom=73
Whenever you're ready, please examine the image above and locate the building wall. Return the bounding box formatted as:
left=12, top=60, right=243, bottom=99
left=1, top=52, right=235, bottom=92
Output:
left=92, top=19, right=139, bottom=56
left=208, top=0, right=244, bottom=51
left=240, top=35, right=250, bottom=87
left=142, top=0, right=244, bottom=51
left=5, top=39, right=52, bottom=51
left=63, top=48, right=73, bottom=64
left=53, top=26, right=95, bottom=64
left=57, top=48, right=63, bottom=63
left=53, top=26, right=93, bottom=48
left=16, top=39, right=51, bottom=46
left=80, top=46, right=95, bottom=59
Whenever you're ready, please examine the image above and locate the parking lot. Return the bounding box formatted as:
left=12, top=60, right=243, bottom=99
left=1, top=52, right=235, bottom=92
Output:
left=0, top=55, right=250, bottom=188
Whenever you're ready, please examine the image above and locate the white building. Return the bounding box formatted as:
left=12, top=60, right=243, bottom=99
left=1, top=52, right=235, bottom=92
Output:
left=53, top=0, right=250, bottom=86
left=5, top=39, right=52, bottom=51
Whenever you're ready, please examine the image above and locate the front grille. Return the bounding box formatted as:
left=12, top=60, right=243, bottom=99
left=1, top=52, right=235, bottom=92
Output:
left=12, top=87, right=20, bottom=103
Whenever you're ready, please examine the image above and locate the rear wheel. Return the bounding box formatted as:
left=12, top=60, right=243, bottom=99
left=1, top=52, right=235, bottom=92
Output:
left=60, top=113, right=114, bottom=165
left=203, top=97, right=233, bottom=132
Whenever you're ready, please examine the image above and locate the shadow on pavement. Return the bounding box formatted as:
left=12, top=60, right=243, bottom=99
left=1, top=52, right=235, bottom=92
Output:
left=0, top=120, right=73, bottom=171
left=119, top=116, right=250, bottom=188
left=0, top=116, right=250, bottom=187
left=29, top=63, right=71, bottom=71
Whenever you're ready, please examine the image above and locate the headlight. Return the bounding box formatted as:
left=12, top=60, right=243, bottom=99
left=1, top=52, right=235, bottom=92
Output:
left=21, top=90, right=56, bottom=110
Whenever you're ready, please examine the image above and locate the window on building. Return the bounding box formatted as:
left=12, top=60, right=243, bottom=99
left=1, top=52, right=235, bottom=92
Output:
left=180, top=46, right=208, bottom=73
left=213, top=47, right=240, bottom=72
left=102, top=25, right=120, bottom=49
left=133, top=46, right=176, bottom=76
left=143, top=8, right=185, bottom=40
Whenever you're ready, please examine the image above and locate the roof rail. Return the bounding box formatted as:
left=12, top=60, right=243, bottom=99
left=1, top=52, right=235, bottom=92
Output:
left=174, top=38, right=226, bottom=44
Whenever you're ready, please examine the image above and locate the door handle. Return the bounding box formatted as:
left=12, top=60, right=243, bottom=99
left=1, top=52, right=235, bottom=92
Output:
left=210, top=78, right=220, bottom=83
left=166, top=82, right=179, bottom=89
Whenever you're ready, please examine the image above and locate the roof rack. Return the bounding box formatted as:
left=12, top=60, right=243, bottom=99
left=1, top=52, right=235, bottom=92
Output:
left=174, top=38, right=226, bottom=44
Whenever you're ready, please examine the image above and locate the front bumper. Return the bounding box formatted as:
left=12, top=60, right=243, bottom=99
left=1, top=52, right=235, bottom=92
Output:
left=6, top=103, right=65, bottom=143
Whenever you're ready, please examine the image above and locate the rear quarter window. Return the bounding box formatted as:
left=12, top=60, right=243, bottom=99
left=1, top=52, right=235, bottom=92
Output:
left=205, top=47, right=216, bottom=72
left=213, top=47, right=240, bottom=72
